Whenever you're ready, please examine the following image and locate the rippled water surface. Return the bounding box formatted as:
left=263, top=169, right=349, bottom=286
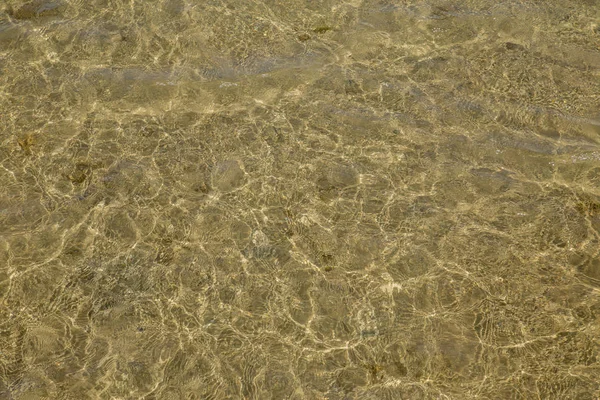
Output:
left=1, top=0, right=600, bottom=398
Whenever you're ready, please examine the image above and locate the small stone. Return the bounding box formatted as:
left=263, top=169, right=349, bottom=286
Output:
left=17, top=134, right=35, bottom=154
left=313, top=26, right=333, bottom=34
left=298, top=33, right=311, bottom=42
left=505, top=42, right=525, bottom=51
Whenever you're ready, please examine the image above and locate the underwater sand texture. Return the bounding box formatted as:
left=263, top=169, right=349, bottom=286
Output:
left=1, top=0, right=600, bottom=398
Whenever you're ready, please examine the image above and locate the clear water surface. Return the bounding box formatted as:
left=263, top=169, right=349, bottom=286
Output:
left=1, top=0, right=600, bottom=398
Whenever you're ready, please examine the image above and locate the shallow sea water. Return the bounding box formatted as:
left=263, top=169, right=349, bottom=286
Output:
left=1, top=0, right=600, bottom=398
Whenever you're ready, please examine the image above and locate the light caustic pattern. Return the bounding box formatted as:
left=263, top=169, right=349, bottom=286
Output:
left=1, top=0, right=600, bottom=398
